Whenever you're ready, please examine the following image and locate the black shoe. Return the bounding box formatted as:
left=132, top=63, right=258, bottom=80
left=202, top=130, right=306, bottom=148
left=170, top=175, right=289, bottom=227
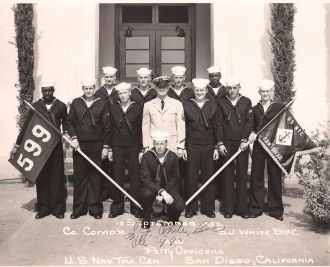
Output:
left=224, top=214, right=232, bottom=219
left=269, top=214, right=283, bottom=221
left=185, top=211, right=196, bottom=218
left=152, top=211, right=166, bottom=219
left=55, top=213, right=65, bottom=219
left=131, top=211, right=143, bottom=219
left=201, top=211, right=216, bottom=218
left=70, top=213, right=80, bottom=219
left=141, top=220, right=150, bottom=229
left=249, top=212, right=263, bottom=218
left=35, top=213, right=49, bottom=219
left=108, top=211, right=123, bottom=218
left=93, top=214, right=102, bottom=219
left=235, top=212, right=249, bottom=219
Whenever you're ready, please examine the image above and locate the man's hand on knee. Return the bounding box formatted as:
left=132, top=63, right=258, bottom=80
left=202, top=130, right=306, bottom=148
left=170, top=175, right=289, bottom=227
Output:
left=160, top=191, right=174, bottom=205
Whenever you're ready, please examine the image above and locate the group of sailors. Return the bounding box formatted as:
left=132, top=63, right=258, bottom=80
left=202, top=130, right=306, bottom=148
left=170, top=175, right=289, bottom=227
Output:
left=11, top=65, right=285, bottom=229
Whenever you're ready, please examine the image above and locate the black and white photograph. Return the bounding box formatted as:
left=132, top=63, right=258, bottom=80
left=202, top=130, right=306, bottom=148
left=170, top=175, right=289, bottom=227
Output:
left=0, top=0, right=329, bottom=266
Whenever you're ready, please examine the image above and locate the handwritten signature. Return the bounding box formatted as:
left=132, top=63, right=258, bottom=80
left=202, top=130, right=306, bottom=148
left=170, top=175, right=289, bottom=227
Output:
left=124, top=221, right=225, bottom=248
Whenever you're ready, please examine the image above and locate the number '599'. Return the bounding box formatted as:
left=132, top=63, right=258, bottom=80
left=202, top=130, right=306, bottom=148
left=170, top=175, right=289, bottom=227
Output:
left=17, top=125, right=51, bottom=171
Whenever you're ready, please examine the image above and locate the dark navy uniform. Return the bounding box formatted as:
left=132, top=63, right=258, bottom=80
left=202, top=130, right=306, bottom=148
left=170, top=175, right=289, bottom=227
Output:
left=249, top=101, right=284, bottom=217
left=183, top=99, right=219, bottom=214
left=206, top=83, right=227, bottom=202
left=167, top=84, right=194, bottom=198
left=140, top=149, right=185, bottom=224
left=68, top=96, right=111, bottom=217
left=206, top=83, right=227, bottom=102
left=95, top=85, right=119, bottom=106
left=130, top=86, right=157, bottom=106
left=109, top=101, right=143, bottom=217
left=217, top=95, right=253, bottom=216
left=168, top=85, right=195, bottom=103
left=95, top=85, right=118, bottom=200
left=16, top=98, right=67, bottom=217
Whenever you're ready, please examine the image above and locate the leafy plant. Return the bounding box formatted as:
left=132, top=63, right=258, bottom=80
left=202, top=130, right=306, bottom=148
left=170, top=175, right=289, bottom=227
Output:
left=12, top=4, right=35, bottom=130
left=269, top=3, right=296, bottom=104
left=295, top=131, right=330, bottom=226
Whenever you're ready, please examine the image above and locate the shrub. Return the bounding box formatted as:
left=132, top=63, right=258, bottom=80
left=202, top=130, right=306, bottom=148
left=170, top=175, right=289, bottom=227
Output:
left=295, top=131, right=330, bottom=226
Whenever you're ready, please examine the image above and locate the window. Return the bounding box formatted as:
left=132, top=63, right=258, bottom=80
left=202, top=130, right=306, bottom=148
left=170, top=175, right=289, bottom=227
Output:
left=122, top=6, right=152, bottom=23
left=158, top=6, right=189, bottom=23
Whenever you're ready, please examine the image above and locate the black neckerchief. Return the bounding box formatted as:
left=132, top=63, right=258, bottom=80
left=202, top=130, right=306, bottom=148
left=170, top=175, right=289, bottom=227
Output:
left=225, top=94, right=243, bottom=125
left=149, top=149, right=170, bottom=187
left=256, top=100, right=276, bottom=131
left=190, top=98, right=210, bottom=128
left=169, top=84, right=188, bottom=97
left=116, top=101, right=135, bottom=134
left=134, top=86, right=153, bottom=98
left=79, top=96, right=101, bottom=127
left=207, top=83, right=224, bottom=96
left=40, top=98, right=58, bottom=126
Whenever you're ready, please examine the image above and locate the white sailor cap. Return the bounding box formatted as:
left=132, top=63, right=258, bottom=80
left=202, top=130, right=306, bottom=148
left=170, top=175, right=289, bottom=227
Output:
left=151, top=131, right=170, bottom=142
left=226, top=76, right=240, bottom=87
left=81, top=78, right=96, bottom=87
left=171, top=66, right=186, bottom=76
left=207, top=65, right=222, bottom=74
left=115, top=82, right=131, bottom=92
left=257, top=79, right=275, bottom=90
left=102, top=66, right=117, bottom=75
left=40, top=80, right=55, bottom=88
left=136, top=67, right=152, bottom=76
left=192, top=78, right=209, bottom=89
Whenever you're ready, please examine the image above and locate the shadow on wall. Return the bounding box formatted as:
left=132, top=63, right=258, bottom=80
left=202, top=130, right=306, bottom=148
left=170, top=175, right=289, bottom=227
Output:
left=325, top=4, right=330, bottom=133
left=259, top=3, right=273, bottom=80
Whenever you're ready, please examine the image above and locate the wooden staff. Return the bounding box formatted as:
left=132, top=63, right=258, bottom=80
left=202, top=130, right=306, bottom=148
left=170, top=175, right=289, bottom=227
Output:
left=24, top=100, right=143, bottom=210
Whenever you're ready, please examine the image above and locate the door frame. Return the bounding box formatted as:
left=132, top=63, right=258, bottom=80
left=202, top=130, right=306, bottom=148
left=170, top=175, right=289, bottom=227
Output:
left=115, top=3, right=196, bottom=81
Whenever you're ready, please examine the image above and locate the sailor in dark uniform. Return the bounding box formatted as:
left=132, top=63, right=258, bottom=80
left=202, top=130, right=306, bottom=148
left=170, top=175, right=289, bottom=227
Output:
left=95, top=66, right=118, bottom=200
left=10, top=80, right=68, bottom=219
left=95, top=66, right=119, bottom=105
left=206, top=66, right=227, bottom=206
left=183, top=78, right=219, bottom=218
left=68, top=78, right=111, bottom=219
left=140, top=131, right=185, bottom=229
left=130, top=67, right=157, bottom=106
left=248, top=80, right=284, bottom=221
left=167, top=66, right=194, bottom=199
left=168, top=66, right=194, bottom=102
left=206, top=65, right=227, bottom=102
left=108, top=82, right=143, bottom=219
left=217, top=77, right=253, bottom=219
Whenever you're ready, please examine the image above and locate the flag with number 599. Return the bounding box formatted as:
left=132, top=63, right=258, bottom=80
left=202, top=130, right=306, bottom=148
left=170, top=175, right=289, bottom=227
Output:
left=8, top=112, right=61, bottom=183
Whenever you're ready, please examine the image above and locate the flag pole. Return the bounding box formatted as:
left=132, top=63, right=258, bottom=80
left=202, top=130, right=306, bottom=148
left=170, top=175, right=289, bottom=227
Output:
left=24, top=100, right=143, bottom=210
left=257, top=97, right=296, bottom=135
left=185, top=97, right=297, bottom=206
left=185, top=149, right=242, bottom=206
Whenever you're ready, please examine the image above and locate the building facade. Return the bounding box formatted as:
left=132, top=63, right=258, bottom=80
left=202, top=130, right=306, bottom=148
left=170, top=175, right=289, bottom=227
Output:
left=0, top=1, right=329, bottom=178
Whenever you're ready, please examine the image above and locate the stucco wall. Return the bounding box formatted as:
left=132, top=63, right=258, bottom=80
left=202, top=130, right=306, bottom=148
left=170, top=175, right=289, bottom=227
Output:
left=0, top=2, right=328, bottom=178
left=0, top=2, right=99, bottom=178
left=212, top=2, right=328, bottom=133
